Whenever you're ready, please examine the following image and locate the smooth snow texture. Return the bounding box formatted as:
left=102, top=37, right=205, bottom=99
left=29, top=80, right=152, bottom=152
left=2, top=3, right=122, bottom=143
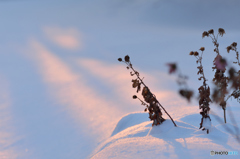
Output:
left=91, top=112, right=240, bottom=159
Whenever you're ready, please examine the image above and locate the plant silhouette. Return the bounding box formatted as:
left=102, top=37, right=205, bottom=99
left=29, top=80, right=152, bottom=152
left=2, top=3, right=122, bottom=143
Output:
left=118, top=55, right=177, bottom=127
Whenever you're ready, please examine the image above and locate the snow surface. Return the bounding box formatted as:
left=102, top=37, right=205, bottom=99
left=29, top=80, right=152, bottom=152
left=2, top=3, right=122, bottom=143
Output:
left=91, top=112, right=240, bottom=159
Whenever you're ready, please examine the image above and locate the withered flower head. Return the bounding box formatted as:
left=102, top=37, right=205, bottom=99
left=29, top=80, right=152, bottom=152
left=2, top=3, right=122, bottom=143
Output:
left=218, top=28, right=225, bottom=37
left=226, top=46, right=232, bottom=53
left=214, top=55, right=227, bottom=71
left=118, top=58, right=122, bottom=62
left=202, top=31, right=209, bottom=38
left=208, top=29, right=214, bottom=34
left=199, top=47, right=205, bottom=51
left=189, top=51, right=194, bottom=55
left=133, top=95, right=137, bottom=99
left=194, top=51, right=199, bottom=56
left=124, top=55, right=130, bottom=62
left=179, top=89, right=193, bottom=102
left=166, top=63, right=177, bottom=74
left=231, top=42, right=237, bottom=47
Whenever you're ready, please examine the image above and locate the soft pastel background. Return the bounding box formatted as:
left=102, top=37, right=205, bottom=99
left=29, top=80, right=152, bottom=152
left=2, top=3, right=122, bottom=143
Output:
left=1, top=0, right=240, bottom=158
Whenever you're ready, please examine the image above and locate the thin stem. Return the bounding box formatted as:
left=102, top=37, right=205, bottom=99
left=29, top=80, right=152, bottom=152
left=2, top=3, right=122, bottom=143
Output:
left=128, top=63, right=147, bottom=88
left=226, top=90, right=236, bottom=102
left=224, top=108, right=226, bottom=123
left=155, top=98, right=177, bottom=127
left=177, top=68, right=188, bottom=89
left=137, top=97, right=147, bottom=106
left=198, top=54, right=207, bottom=89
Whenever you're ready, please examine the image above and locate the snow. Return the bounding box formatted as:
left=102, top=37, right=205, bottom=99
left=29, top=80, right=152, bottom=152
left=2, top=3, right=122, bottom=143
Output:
left=91, top=112, right=240, bottom=159
left=0, top=0, right=240, bottom=159
left=202, top=117, right=212, bottom=132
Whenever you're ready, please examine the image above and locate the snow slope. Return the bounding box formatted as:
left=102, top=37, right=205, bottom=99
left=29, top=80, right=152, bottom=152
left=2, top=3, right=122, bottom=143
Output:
left=91, top=111, right=240, bottom=159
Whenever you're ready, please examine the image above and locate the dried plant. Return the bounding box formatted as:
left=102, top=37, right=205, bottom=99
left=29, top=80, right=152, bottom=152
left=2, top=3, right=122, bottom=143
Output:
left=168, top=28, right=240, bottom=134
left=200, top=28, right=240, bottom=124
left=118, top=55, right=177, bottom=127
left=179, top=28, right=240, bottom=133
left=225, top=42, right=240, bottom=103
left=190, top=48, right=212, bottom=133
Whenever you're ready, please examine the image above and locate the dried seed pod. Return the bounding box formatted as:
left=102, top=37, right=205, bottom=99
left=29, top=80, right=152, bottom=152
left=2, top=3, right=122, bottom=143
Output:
left=189, top=51, right=194, bottom=55
left=231, top=42, right=237, bottom=47
left=202, top=31, right=209, bottom=38
left=208, top=29, right=214, bottom=34
left=179, top=89, right=193, bottom=102
left=227, top=46, right=232, bottom=53
left=194, top=51, right=199, bottom=56
left=124, top=55, right=130, bottom=62
left=199, top=47, right=205, bottom=51
left=166, top=63, right=177, bottom=74
left=218, top=28, right=225, bottom=36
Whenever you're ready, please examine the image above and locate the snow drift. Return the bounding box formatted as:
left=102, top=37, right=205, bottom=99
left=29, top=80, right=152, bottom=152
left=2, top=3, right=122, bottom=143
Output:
left=91, top=112, right=240, bottom=159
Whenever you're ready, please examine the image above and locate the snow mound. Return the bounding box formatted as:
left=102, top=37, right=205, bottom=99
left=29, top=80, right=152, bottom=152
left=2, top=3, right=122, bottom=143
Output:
left=91, top=112, right=240, bottom=159
left=111, top=112, right=149, bottom=136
